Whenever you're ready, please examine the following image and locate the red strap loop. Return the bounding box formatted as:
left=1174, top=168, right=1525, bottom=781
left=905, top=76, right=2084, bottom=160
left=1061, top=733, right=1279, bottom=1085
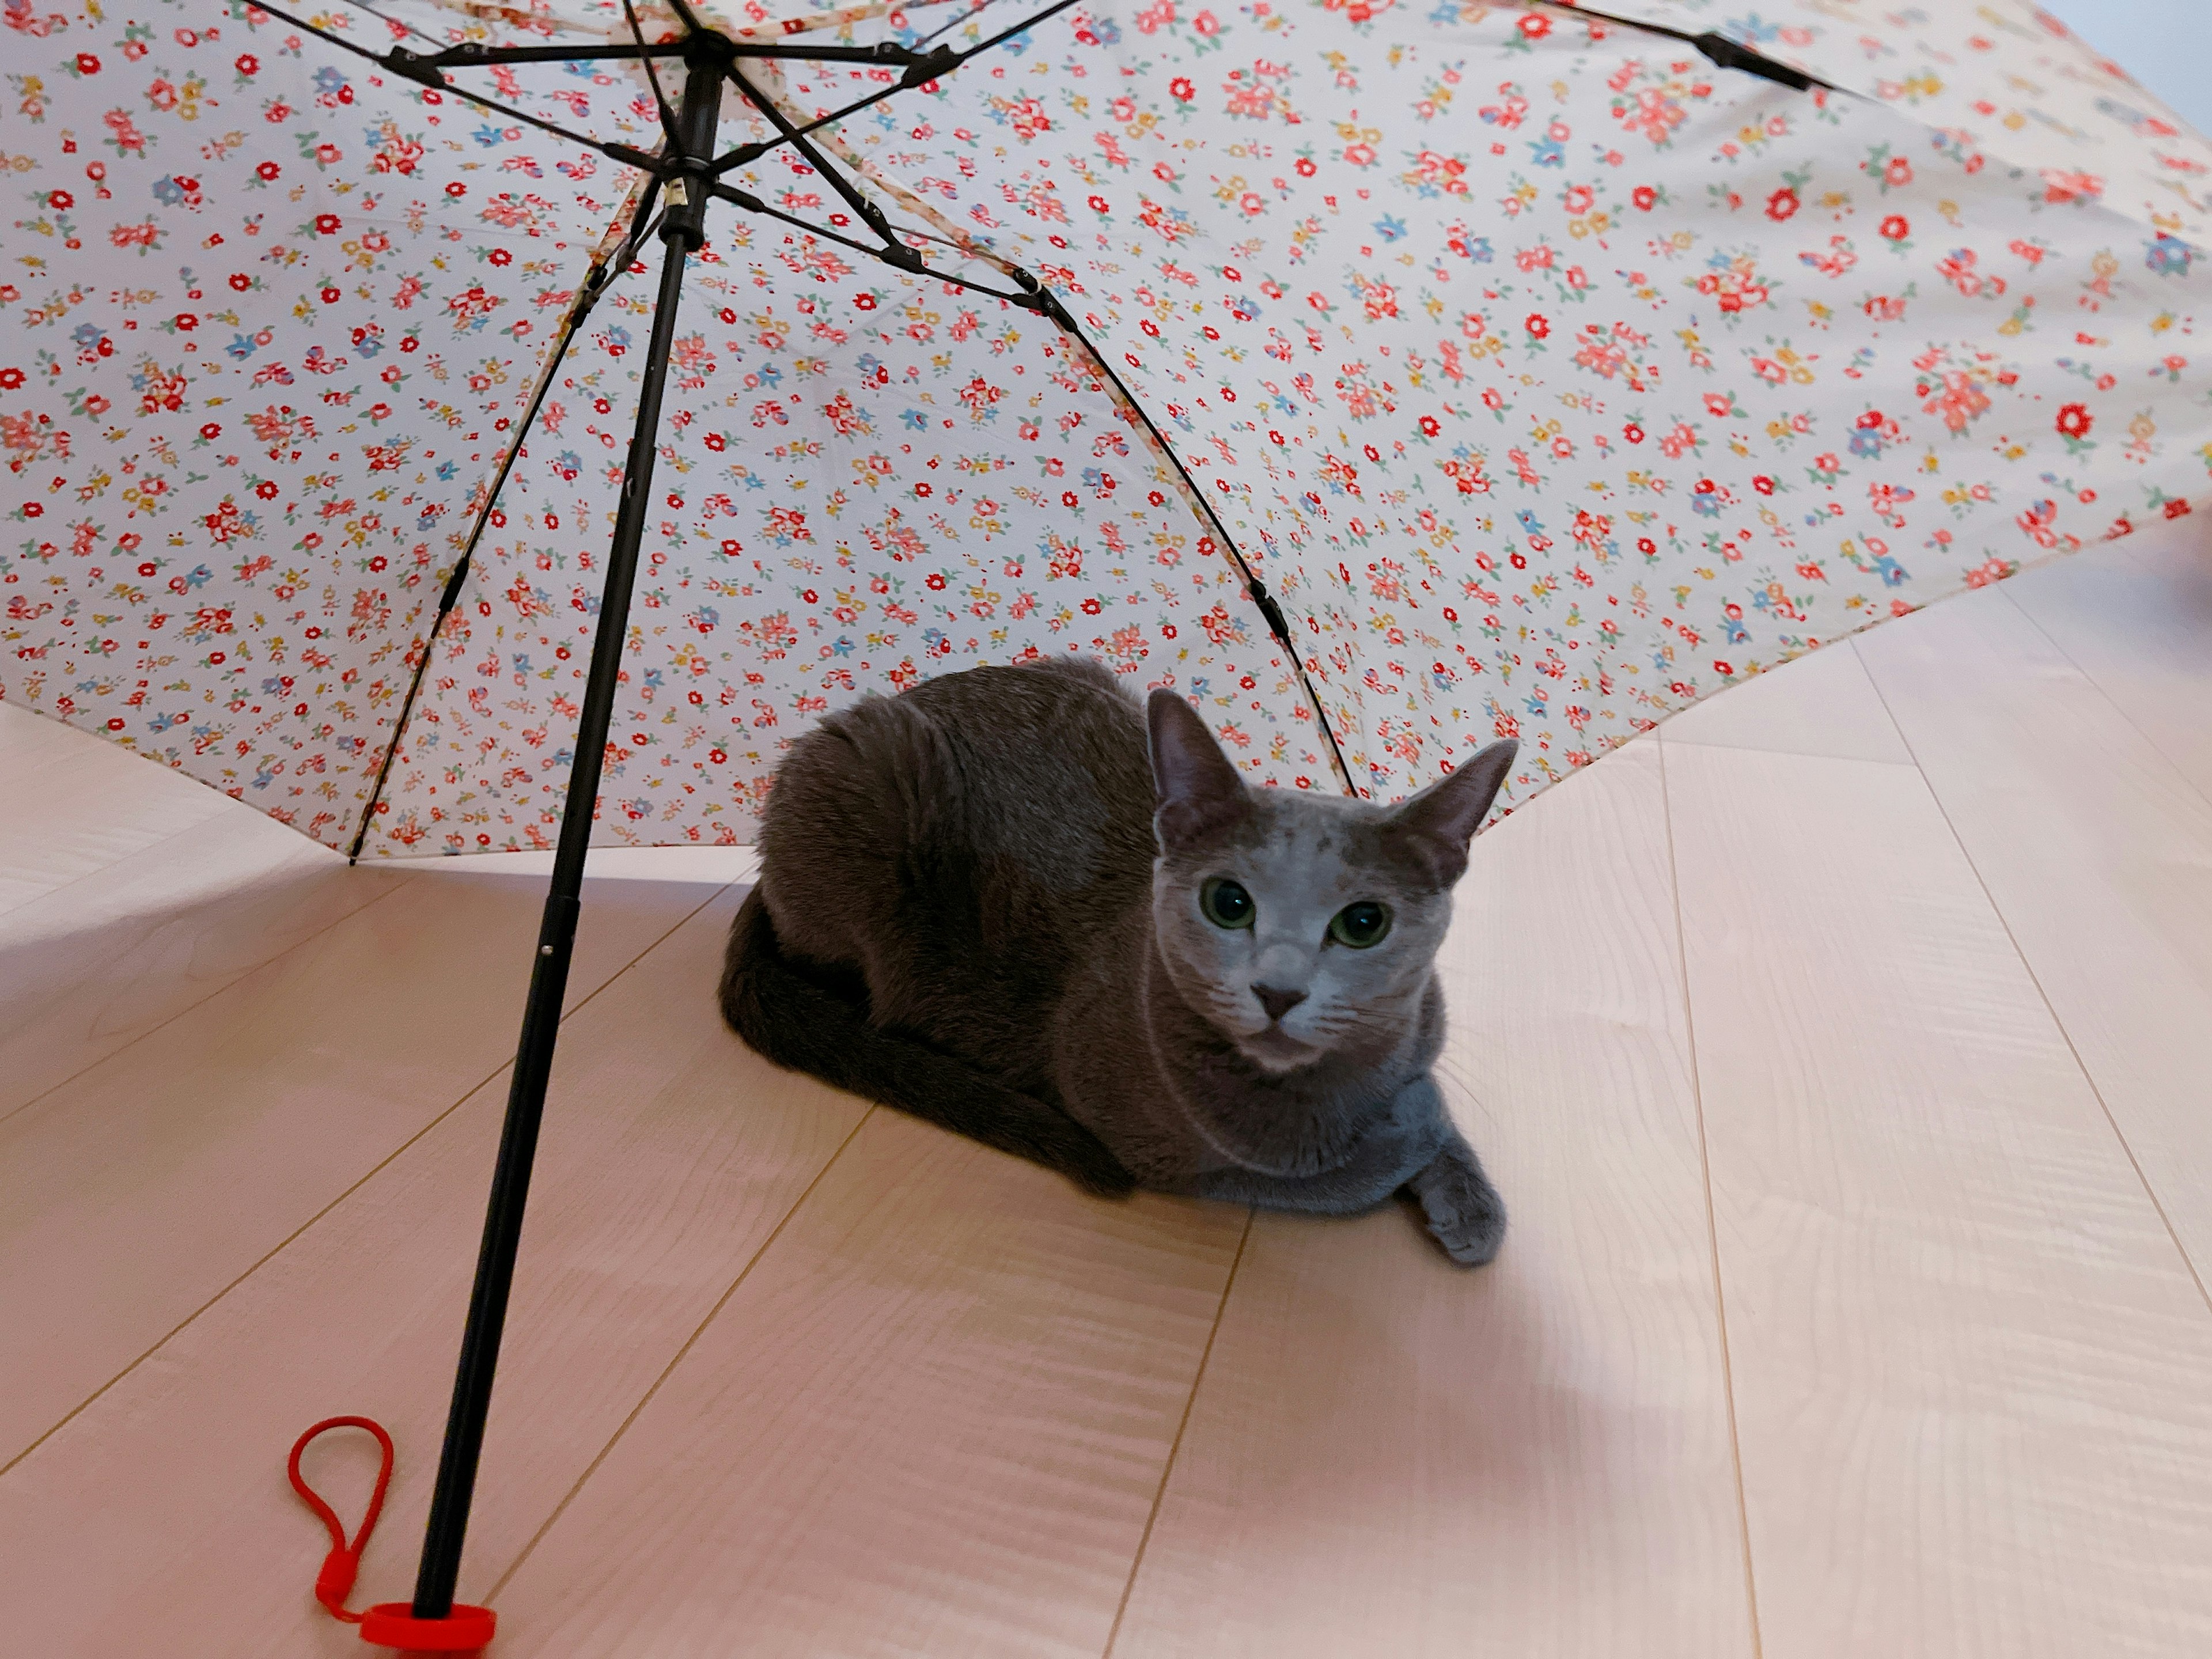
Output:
left=288, top=1415, right=396, bottom=1626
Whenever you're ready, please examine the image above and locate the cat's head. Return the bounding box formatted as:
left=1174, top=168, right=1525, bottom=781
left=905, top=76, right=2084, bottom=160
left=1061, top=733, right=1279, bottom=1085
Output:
left=1145, top=689, right=1516, bottom=1075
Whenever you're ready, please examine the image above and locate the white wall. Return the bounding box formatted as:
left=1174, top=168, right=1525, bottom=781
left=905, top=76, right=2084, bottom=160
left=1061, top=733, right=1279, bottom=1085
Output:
left=2037, top=0, right=2212, bottom=138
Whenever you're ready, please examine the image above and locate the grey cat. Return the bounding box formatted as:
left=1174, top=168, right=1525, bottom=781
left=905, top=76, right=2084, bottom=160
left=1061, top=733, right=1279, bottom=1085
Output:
left=719, top=657, right=1517, bottom=1266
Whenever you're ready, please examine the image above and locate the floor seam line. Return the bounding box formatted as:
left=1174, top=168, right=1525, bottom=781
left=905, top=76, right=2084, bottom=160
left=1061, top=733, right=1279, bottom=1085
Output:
left=1657, top=732, right=1767, bottom=1659
left=1851, top=642, right=2212, bottom=1321
left=0, top=794, right=248, bottom=925
left=1654, top=733, right=1918, bottom=769
left=1998, top=580, right=2212, bottom=821
left=0, top=870, right=414, bottom=1132
left=1101, top=1204, right=1256, bottom=1659
left=0, top=880, right=734, bottom=1483
left=482, top=1100, right=881, bottom=1604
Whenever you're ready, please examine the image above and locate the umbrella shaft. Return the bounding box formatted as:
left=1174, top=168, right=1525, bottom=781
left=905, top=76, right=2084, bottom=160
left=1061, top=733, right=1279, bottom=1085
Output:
left=410, top=50, right=724, bottom=1623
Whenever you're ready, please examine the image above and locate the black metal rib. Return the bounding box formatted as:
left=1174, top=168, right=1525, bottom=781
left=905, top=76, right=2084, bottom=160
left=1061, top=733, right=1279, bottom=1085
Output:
left=710, top=0, right=1079, bottom=173
left=725, top=63, right=924, bottom=269
left=1021, top=286, right=1359, bottom=796
left=345, top=187, right=665, bottom=862
left=249, top=0, right=653, bottom=162
left=620, top=0, right=686, bottom=149
left=917, top=0, right=995, bottom=48
left=1551, top=2, right=1839, bottom=92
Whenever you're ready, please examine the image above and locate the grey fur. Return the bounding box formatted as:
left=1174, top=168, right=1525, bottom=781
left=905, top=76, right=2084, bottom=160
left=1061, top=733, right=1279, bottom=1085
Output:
left=719, top=656, right=1517, bottom=1266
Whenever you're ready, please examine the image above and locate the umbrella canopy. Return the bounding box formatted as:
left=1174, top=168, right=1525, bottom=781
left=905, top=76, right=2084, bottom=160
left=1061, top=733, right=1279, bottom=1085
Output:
left=7, top=0, right=2206, bottom=854
left=882, top=0, right=2212, bottom=796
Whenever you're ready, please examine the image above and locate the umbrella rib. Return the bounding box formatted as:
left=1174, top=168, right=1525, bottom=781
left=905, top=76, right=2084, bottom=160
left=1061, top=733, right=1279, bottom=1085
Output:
left=337, top=0, right=444, bottom=50
left=725, top=63, right=928, bottom=270
left=346, top=185, right=668, bottom=862
left=1543, top=2, right=1842, bottom=93
left=248, top=1, right=661, bottom=166
left=708, top=0, right=1081, bottom=174
left=915, top=0, right=995, bottom=49
left=620, top=0, right=688, bottom=152
left=1026, top=289, right=1361, bottom=797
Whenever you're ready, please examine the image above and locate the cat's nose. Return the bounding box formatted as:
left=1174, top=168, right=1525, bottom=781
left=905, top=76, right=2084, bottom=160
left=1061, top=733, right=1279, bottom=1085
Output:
left=1251, top=984, right=1308, bottom=1024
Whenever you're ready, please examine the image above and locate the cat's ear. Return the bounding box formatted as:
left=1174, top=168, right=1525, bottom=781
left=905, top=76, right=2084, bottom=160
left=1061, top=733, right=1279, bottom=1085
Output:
left=1148, top=689, right=1251, bottom=849
left=1384, top=738, right=1517, bottom=887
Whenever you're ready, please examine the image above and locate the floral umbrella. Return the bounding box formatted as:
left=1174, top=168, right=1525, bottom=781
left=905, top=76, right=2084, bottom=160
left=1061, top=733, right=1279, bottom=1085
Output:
left=5, top=0, right=2206, bottom=852
left=4, top=0, right=2207, bottom=1640
left=867, top=0, right=2212, bottom=800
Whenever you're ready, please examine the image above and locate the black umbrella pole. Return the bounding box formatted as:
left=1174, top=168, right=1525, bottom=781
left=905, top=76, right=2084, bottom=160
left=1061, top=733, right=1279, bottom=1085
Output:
left=408, top=52, right=723, bottom=1624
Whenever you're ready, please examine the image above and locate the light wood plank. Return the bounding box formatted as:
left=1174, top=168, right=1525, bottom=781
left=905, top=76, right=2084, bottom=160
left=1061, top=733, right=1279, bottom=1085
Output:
left=0, top=888, right=869, bottom=1657
left=1999, top=529, right=2212, bottom=804
left=0, top=700, right=244, bottom=915
left=1658, top=640, right=1911, bottom=766
left=490, top=1113, right=1248, bottom=1658
left=0, top=816, right=399, bottom=1118
left=1665, top=738, right=2212, bottom=1658
left=1856, top=586, right=2212, bottom=1287
left=1111, top=741, right=1755, bottom=1659
left=0, top=869, right=722, bottom=1466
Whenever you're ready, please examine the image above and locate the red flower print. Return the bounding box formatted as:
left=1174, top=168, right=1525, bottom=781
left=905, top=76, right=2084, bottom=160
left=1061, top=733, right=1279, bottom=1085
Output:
left=1765, top=187, right=1798, bottom=221
left=1169, top=78, right=1195, bottom=102
left=1631, top=185, right=1657, bottom=211
left=2056, top=403, right=2092, bottom=439
left=1525, top=312, right=1550, bottom=339
left=1880, top=215, right=1910, bottom=241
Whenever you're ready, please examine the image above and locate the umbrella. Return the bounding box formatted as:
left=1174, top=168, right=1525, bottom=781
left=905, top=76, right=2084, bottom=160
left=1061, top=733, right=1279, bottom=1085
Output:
left=5, top=0, right=2206, bottom=1641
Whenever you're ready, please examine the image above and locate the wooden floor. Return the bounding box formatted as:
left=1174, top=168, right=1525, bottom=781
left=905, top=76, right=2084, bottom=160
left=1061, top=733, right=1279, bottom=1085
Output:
left=4, top=527, right=2211, bottom=1657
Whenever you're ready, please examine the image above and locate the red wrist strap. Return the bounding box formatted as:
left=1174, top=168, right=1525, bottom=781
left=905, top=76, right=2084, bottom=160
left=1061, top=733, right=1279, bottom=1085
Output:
left=289, top=1416, right=395, bottom=1625
left=288, top=1416, right=498, bottom=1652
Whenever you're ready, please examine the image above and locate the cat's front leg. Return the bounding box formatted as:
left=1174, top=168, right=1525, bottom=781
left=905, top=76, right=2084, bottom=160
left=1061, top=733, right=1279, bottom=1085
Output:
left=1187, top=1077, right=1448, bottom=1215
left=1409, top=1119, right=1507, bottom=1267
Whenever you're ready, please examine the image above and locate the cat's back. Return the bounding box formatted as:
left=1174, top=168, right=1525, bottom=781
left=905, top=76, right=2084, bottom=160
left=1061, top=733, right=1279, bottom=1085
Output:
left=758, top=658, right=1157, bottom=950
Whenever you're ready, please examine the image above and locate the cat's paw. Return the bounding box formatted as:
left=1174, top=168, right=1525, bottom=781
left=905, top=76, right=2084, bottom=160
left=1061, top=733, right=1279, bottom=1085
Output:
left=1411, top=1143, right=1506, bottom=1267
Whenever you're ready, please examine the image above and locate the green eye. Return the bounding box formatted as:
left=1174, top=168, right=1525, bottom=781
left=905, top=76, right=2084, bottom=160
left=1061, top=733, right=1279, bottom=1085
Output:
left=1328, top=901, right=1391, bottom=949
left=1201, top=878, right=1255, bottom=930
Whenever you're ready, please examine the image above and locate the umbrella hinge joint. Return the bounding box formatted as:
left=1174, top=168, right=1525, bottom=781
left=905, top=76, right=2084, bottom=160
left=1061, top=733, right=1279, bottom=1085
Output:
left=1690, top=31, right=1819, bottom=92
left=902, top=44, right=958, bottom=89
left=381, top=48, right=449, bottom=92
left=1244, top=578, right=1294, bottom=649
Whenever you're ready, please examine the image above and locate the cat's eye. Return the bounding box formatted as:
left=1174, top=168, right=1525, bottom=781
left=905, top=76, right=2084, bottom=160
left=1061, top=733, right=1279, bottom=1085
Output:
left=1328, top=901, right=1392, bottom=949
left=1200, top=878, right=1255, bottom=930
